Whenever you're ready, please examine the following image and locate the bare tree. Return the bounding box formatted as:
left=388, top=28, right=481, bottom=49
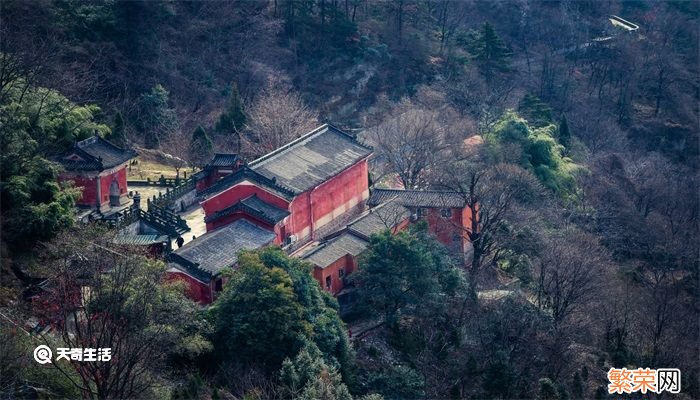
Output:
left=368, top=99, right=462, bottom=189
left=443, top=70, right=516, bottom=133
left=35, top=227, right=207, bottom=400
left=641, top=8, right=687, bottom=117
left=245, top=85, right=319, bottom=156
left=534, top=231, right=607, bottom=328
left=437, top=157, right=544, bottom=283
left=435, top=0, right=467, bottom=54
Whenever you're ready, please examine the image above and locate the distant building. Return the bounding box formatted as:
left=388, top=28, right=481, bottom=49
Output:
left=367, top=189, right=475, bottom=255
left=194, top=153, right=243, bottom=192
left=299, top=199, right=410, bottom=296
left=58, top=136, right=136, bottom=213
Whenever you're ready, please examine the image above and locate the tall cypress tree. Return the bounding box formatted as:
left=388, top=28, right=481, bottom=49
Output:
left=215, top=82, right=246, bottom=134
left=558, top=114, right=571, bottom=148
left=189, top=125, right=214, bottom=168
left=137, top=84, right=178, bottom=149
left=106, top=112, right=127, bottom=147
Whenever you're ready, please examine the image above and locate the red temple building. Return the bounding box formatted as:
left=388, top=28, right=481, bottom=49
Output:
left=167, top=219, right=276, bottom=304
left=166, top=124, right=474, bottom=304
left=298, top=189, right=474, bottom=297
left=367, top=189, right=474, bottom=255
left=199, top=124, right=373, bottom=245
left=299, top=199, right=410, bottom=296
left=58, top=136, right=136, bottom=213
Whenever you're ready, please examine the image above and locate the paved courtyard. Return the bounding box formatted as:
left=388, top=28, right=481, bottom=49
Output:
left=125, top=184, right=207, bottom=248
left=177, top=204, right=207, bottom=247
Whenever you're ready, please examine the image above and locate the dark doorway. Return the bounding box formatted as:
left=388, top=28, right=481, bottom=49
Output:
left=109, top=179, right=120, bottom=206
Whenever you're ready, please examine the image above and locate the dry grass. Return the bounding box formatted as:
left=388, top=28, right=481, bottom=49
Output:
left=127, top=157, right=195, bottom=181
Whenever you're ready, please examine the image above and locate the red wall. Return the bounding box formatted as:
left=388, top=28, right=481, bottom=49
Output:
left=310, top=217, right=408, bottom=296
left=196, top=164, right=242, bottom=192
left=287, top=193, right=311, bottom=239
left=60, top=166, right=127, bottom=207
left=99, top=167, right=127, bottom=204
left=310, top=159, right=369, bottom=231
left=166, top=271, right=213, bottom=304
left=422, top=206, right=473, bottom=253
left=202, top=159, right=368, bottom=243
left=313, top=254, right=356, bottom=295
left=286, top=159, right=369, bottom=241
left=64, top=175, right=99, bottom=206
left=461, top=205, right=476, bottom=249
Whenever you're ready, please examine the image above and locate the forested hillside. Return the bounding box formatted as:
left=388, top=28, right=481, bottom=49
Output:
left=1, top=1, right=698, bottom=399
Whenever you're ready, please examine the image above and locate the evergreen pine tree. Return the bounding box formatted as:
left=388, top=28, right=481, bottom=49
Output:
left=557, top=383, right=570, bottom=400
left=189, top=125, right=214, bottom=168
left=137, top=84, right=178, bottom=149
left=483, top=351, right=515, bottom=398
left=558, top=114, right=571, bottom=147
left=106, top=112, right=127, bottom=147
left=215, top=82, right=246, bottom=134
left=472, top=22, right=511, bottom=81
left=519, top=94, right=553, bottom=127
left=279, top=342, right=352, bottom=400
left=538, top=378, right=558, bottom=400
left=212, top=248, right=351, bottom=375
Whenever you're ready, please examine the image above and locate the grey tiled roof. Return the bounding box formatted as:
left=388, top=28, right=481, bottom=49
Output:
left=249, top=124, right=372, bottom=194
left=240, top=195, right=290, bottom=222
left=347, top=200, right=411, bottom=239
left=207, top=153, right=239, bottom=168
left=368, top=189, right=466, bottom=209
left=300, top=199, right=409, bottom=269
left=205, top=194, right=290, bottom=225
left=303, top=232, right=369, bottom=268
left=168, top=219, right=275, bottom=281
left=60, top=136, right=136, bottom=171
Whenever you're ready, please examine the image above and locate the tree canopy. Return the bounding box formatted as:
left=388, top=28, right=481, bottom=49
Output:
left=485, top=111, right=581, bottom=198
left=470, top=22, right=512, bottom=81
left=34, top=226, right=211, bottom=399
left=189, top=125, right=214, bottom=168
left=211, top=247, right=351, bottom=376
left=352, top=223, right=465, bottom=328
left=0, top=78, right=110, bottom=252
left=105, top=111, right=127, bottom=147
left=135, top=84, right=178, bottom=149
left=215, top=82, right=246, bottom=136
